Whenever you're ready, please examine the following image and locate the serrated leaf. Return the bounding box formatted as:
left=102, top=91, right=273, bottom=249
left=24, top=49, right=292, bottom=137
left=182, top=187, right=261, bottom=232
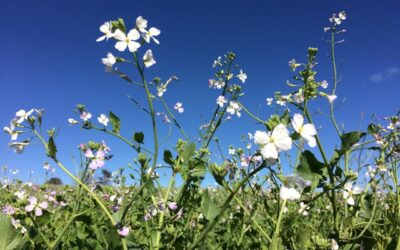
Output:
left=133, top=132, right=144, bottom=144
left=109, top=112, right=121, bottom=134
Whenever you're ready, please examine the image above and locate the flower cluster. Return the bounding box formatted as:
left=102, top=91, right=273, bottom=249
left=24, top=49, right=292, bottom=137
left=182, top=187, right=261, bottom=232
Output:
left=97, top=16, right=160, bottom=71
left=80, top=141, right=112, bottom=170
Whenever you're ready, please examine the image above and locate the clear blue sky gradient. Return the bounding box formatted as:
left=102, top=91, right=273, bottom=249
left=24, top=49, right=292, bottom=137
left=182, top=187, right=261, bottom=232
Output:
left=1, top=1, right=399, bottom=184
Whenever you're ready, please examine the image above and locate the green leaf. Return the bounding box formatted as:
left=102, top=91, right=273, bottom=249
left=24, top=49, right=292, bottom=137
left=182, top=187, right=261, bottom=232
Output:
left=181, top=143, right=196, bottom=163
left=163, top=150, right=174, bottom=165
left=340, top=131, right=366, bottom=152
left=109, top=112, right=121, bottom=134
left=47, top=135, right=57, bottom=158
left=201, top=190, right=219, bottom=220
left=133, top=132, right=144, bottom=144
left=297, top=150, right=326, bottom=182
left=0, top=213, right=26, bottom=250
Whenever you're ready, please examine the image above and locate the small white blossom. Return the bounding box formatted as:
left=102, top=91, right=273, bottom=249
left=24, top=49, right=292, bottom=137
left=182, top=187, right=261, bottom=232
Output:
left=80, top=112, right=92, bottom=121
left=298, top=202, right=309, bottom=216
left=291, top=114, right=317, bottom=147
left=9, top=141, right=29, bottom=154
left=331, top=239, right=339, bottom=250
left=228, top=148, right=236, bottom=155
left=114, top=29, right=141, bottom=52
left=141, top=27, right=161, bottom=44
left=321, top=80, right=328, bottom=89
left=342, top=182, right=362, bottom=206
left=237, top=70, right=247, bottom=83
left=213, top=56, right=222, bottom=68
left=68, top=118, right=79, bottom=125
left=97, top=114, right=109, bottom=126
left=257, top=124, right=292, bottom=159
left=96, top=21, right=114, bottom=42
left=143, top=49, right=156, bottom=68
left=15, top=109, right=34, bottom=124
left=136, top=16, right=148, bottom=33
left=102, top=52, right=116, bottom=71
left=266, top=98, right=273, bottom=106
left=280, top=186, right=301, bottom=201
left=226, top=101, right=241, bottom=117
left=216, top=96, right=227, bottom=108
left=288, top=59, right=301, bottom=71
left=174, top=102, right=184, bottom=113
left=327, top=94, right=337, bottom=103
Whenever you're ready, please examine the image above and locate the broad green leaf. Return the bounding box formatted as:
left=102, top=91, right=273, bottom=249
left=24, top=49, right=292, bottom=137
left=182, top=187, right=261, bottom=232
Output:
left=297, top=150, right=326, bottom=182
left=109, top=112, right=121, bottom=134
left=163, top=150, right=174, bottom=165
left=340, top=131, right=366, bottom=152
left=0, top=213, right=26, bottom=250
left=201, top=190, right=219, bottom=220
left=133, top=132, right=144, bottom=144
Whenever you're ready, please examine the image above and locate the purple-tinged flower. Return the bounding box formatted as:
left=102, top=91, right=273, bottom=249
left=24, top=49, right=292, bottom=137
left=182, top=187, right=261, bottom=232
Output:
left=118, top=226, right=130, bottom=237
left=2, top=205, right=15, bottom=215
left=168, top=202, right=178, bottom=211
left=85, top=149, right=106, bottom=170
left=25, top=196, right=48, bottom=216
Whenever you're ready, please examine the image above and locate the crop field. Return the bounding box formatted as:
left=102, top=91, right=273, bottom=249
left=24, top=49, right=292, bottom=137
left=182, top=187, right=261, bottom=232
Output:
left=1, top=5, right=400, bottom=250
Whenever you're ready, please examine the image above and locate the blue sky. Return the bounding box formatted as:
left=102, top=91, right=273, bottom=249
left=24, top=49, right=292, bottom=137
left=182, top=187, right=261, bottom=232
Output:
left=1, top=1, right=399, bottom=184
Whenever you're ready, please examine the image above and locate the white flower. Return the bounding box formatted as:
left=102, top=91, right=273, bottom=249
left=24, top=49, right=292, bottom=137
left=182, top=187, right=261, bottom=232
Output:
left=237, top=70, right=247, bottom=83
left=254, top=131, right=269, bottom=145
left=331, top=239, right=339, bottom=250
left=288, top=59, right=301, bottom=71
left=216, top=96, right=227, bottom=108
left=96, top=21, right=114, bottom=42
left=157, top=85, right=167, bottom=97
left=102, top=52, right=116, bottom=71
left=43, top=162, right=51, bottom=171
left=80, top=112, right=92, bottom=121
left=136, top=16, right=148, bottom=32
left=293, top=92, right=304, bottom=104
left=342, top=182, right=362, bottom=206
left=97, top=114, right=109, bottom=126
left=280, top=186, right=301, bottom=201
left=291, top=114, right=317, bottom=147
left=15, top=109, right=34, bottom=124
left=141, top=27, right=161, bottom=44
left=9, top=141, right=29, bottom=154
left=330, top=11, right=346, bottom=26
left=228, top=148, right=236, bottom=155
left=327, top=94, right=337, bottom=103
left=266, top=98, right=273, bottom=106
left=174, top=102, right=184, bottom=113
left=298, top=202, right=309, bottom=216
left=25, top=196, right=48, bottom=216
left=213, top=56, right=222, bottom=68
left=321, top=80, right=328, bottom=89
left=68, top=118, right=79, bottom=125
left=3, top=121, right=19, bottom=141
left=114, top=29, right=141, bottom=52
left=143, top=49, right=156, bottom=68
left=226, top=101, right=241, bottom=117
left=259, top=124, right=292, bottom=159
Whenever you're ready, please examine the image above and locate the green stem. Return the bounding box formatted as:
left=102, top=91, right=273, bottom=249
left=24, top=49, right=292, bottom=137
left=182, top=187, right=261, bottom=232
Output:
left=154, top=173, right=176, bottom=249
left=329, top=29, right=342, bottom=136
left=271, top=199, right=287, bottom=250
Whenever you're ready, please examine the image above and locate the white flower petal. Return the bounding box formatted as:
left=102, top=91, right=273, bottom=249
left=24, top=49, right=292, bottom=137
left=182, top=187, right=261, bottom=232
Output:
left=261, top=143, right=278, bottom=159
left=291, top=114, right=304, bottom=133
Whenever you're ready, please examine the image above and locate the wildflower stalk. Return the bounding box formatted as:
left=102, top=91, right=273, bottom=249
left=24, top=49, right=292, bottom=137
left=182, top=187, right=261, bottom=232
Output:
left=160, top=96, right=189, bottom=140
left=271, top=199, right=287, bottom=250
left=154, top=173, right=176, bottom=249
left=238, top=102, right=267, bottom=126
left=329, top=28, right=342, bottom=136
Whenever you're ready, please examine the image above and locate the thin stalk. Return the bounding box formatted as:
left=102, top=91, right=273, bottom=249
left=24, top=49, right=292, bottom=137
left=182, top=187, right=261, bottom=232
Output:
left=329, top=29, right=342, bottom=136
left=271, top=199, right=287, bottom=250
left=154, top=173, right=176, bottom=249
